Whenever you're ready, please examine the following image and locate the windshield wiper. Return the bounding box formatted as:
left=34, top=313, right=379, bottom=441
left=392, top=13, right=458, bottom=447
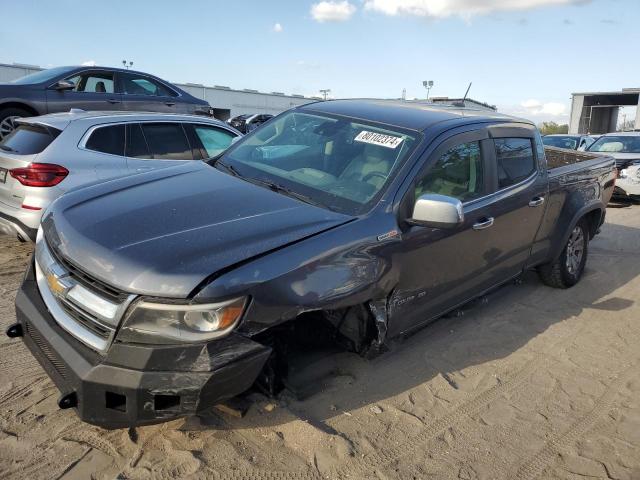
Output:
left=250, top=178, right=323, bottom=208
left=213, top=159, right=242, bottom=177
left=212, top=159, right=326, bottom=209
left=0, top=145, right=16, bottom=153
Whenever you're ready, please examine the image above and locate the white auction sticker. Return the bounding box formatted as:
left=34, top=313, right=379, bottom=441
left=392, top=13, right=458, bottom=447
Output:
left=354, top=131, right=404, bottom=149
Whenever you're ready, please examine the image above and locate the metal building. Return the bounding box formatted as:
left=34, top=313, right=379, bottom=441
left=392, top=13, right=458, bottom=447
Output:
left=569, top=88, right=640, bottom=134
left=0, top=62, right=318, bottom=120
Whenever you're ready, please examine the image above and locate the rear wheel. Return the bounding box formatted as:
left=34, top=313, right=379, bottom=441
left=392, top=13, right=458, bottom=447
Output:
left=538, top=218, right=589, bottom=289
left=0, top=107, right=31, bottom=139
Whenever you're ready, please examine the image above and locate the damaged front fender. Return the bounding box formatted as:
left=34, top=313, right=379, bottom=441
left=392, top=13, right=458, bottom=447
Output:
left=193, top=215, right=403, bottom=337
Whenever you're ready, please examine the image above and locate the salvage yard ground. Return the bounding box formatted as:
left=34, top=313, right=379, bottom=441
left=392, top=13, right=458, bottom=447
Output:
left=1, top=206, right=639, bottom=480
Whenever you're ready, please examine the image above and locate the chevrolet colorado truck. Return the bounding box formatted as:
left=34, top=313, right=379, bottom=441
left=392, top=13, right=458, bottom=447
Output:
left=8, top=100, right=616, bottom=428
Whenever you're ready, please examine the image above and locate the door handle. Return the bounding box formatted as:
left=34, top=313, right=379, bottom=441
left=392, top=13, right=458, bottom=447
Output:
left=107, top=98, right=121, bottom=104
left=165, top=102, right=176, bottom=106
left=529, top=196, right=545, bottom=207
left=473, top=217, right=494, bottom=231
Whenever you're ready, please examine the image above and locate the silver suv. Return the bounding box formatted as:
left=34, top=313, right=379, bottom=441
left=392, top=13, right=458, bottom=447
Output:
left=0, top=111, right=240, bottom=241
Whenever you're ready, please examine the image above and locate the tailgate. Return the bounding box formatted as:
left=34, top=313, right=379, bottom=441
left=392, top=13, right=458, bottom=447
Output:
left=0, top=152, right=37, bottom=209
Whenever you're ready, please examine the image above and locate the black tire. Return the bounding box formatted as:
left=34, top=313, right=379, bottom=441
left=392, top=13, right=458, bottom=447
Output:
left=0, top=107, right=31, bottom=139
left=538, top=218, right=589, bottom=289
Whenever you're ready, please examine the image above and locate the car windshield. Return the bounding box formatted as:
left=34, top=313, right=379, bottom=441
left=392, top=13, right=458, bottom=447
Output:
left=217, top=110, right=419, bottom=215
left=10, top=66, right=76, bottom=85
left=542, top=136, right=578, bottom=150
left=588, top=135, right=640, bottom=154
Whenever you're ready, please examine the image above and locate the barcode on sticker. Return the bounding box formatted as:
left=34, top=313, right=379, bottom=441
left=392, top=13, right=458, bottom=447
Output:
left=354, top=131, right=404, bottom=149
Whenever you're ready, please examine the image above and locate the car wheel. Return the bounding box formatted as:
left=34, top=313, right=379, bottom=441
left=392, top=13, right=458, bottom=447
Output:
left=0, top=108, right=31, bottom=139
left=538, top=218, right=589, bottom=289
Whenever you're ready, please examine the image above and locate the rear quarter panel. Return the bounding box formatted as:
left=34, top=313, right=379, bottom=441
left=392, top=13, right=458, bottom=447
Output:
left=528, top=157, right=615, bottom=267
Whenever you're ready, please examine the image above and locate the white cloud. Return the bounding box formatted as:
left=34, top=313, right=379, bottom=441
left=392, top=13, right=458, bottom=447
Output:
left=521, top=99, right=542, bottom=109
left=81, top=60, right=97, bottom=66
left=503, top=99, right=569, bottom=123
left=273, top=23, right=283, bottom=32
left=520, top=99, right=567, bottom=116
left=540, top=102, right=567, bottom=116
left=363, top=0, right=588, bottom=19
left=311, top=1, right=357, bottom=22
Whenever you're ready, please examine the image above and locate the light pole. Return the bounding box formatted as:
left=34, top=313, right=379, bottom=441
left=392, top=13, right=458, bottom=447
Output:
left=122, top=60, right=134, bottom=70
left=319, top=89, right=331, bottom=101
left=423, top=80, right=434, bottom=101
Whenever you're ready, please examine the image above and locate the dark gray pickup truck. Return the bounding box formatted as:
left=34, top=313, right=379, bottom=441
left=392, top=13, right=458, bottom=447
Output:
left=8, top=100, right=616, bottom=428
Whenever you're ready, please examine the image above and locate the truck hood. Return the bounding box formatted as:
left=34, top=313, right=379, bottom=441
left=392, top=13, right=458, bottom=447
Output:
left=41, top=163, right=353, bottom=298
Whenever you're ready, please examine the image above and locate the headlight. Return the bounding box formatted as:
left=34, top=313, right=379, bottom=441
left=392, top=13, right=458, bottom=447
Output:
left=117, top=297, right=247, bottom=344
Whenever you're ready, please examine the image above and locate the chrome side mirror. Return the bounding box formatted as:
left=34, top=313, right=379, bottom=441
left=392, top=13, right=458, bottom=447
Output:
left=54, top=80, right=75, bottom=91
left=410, top=193, right=464, bottom=229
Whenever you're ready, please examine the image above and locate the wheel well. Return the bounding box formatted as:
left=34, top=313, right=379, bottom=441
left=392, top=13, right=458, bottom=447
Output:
left=584, top=208, right=603, bottom=239
left=250, top=305, right=378, bottom=396
left=0, top=102, right=39, bottom=117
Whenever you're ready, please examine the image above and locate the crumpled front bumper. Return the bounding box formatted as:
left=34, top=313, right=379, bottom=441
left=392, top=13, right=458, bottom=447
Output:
left=13, top=262, right=271, bottom=429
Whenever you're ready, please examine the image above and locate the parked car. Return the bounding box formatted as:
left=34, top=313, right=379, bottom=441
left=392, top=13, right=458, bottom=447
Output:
left=542, top=134, right=597, bottom=151
left=0, top=111, right=240, bottom=242
left=0, top=66, right=215, bottom=139
left=587, top=132, right=640, bottom=198
left=227, top=113, right=273, bottom=133
left=8, top=100, right=615, bottom=428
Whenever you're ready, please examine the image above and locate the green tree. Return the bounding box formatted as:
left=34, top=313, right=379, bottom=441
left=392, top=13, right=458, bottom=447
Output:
left=539, top=121, right=569, bottom=135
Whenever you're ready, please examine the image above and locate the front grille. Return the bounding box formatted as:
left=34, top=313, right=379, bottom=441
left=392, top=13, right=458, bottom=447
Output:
left=47, top=243, right=127, bottom=303
left=35, top=235, right=137, bottom=353
left=25, top=322, right=67, bottom=379
left=59, top=301, right=112, bottom=339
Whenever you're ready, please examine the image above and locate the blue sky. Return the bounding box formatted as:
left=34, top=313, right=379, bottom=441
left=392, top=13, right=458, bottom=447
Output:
left=2, top=0, right=639, bottom=123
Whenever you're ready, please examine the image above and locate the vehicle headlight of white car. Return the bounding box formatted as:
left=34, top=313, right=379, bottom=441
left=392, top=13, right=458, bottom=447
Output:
left=118, top=297, right=247, bottom=344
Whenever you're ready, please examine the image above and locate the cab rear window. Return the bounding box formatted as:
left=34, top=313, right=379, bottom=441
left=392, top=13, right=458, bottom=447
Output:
left=0, top=124, right=61, bottom=155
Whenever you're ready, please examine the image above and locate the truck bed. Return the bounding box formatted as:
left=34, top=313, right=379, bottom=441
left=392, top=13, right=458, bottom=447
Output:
left=544, top=147, right=615, bottom=180
left=545, top=146, right=611, bottom=170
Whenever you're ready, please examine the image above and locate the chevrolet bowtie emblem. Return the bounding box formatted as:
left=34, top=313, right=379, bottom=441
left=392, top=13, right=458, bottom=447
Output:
left=46, top=272, right=67, bottom=296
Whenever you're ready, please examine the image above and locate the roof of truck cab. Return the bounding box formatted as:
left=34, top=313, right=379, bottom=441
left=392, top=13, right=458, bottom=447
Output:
left=17, top=111, right=228, bottom=131
left=299, top=99, right=525, bottom=132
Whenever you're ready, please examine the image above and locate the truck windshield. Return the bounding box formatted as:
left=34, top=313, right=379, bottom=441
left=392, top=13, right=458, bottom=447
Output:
left=588, top=136, right=640, bottom=154
left=217, top=111, right=419, bottom=214
left=543, top=136, right=578, bottom=150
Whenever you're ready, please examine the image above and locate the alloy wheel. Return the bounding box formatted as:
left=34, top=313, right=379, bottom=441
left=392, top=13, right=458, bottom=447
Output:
left=0, top=116, right=20, bottom=139
left=565, top=226, right=585, bottom=275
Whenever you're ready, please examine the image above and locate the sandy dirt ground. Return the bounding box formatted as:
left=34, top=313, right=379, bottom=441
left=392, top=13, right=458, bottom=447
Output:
left=0, top=206, right=639, bottom=480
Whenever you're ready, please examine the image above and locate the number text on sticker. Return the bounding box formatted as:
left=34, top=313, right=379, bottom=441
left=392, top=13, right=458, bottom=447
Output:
left=355, top=131, right=404, bottom=149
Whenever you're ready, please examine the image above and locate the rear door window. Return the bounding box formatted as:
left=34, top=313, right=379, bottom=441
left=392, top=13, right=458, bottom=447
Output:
left=494, top=138, right=536, bottom=189
left=0, top=124, right=61, bottom=155
left=119, top=73, right=177, bottom=97
left=126, top=124, right=152, bottom=159
left=192, top=125, right=236, bottom=158
left=85, top=125, right=125, bottom=156
left=140, top=123, right=193, bottom=160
